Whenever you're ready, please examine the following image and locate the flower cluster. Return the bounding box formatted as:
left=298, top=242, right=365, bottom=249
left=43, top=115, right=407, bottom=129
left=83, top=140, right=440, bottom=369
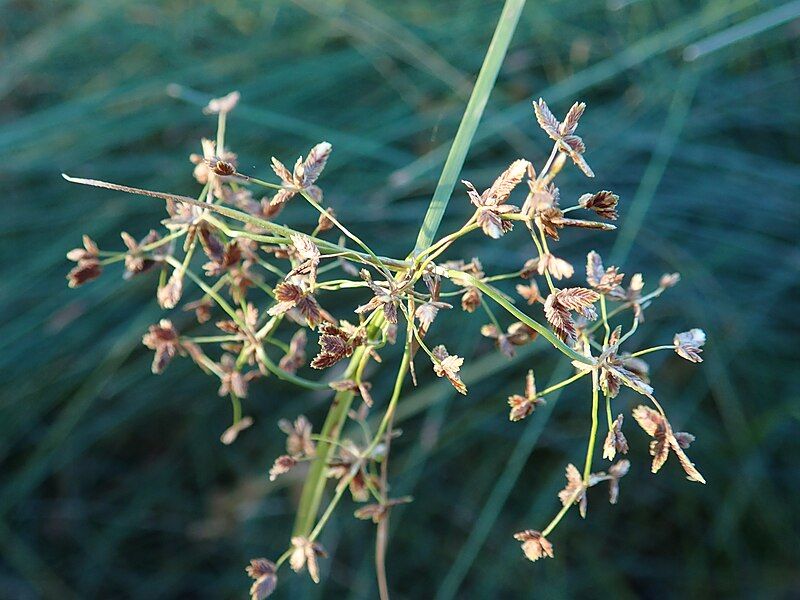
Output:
left=65, top=92, right=706, bottom=596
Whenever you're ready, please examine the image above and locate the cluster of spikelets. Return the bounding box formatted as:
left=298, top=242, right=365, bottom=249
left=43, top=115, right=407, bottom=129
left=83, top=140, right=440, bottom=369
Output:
left=64, top=91, right=707, bottom=598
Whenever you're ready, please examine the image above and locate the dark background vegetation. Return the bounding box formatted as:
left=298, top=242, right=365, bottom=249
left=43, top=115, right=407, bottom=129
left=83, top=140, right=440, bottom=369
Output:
left=2, top=0, right=799, bottom=598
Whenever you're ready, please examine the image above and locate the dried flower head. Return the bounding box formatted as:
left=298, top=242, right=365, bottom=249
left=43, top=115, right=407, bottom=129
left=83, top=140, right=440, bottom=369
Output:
left=544, top=287, right=599, bottom=344
left=516, top=281, right=542, bottom=305
left=270, top=142, right=331, bottom=206
left=278, top=330, right=307, bottom=374
left=278, top=415, right=316, bottom=458
left=533, top=98, right=593, bottom=177
left=632, top=405, right=705, bottom=483
left=289, top=536, right=327, bottom=584
left=432, top=344, right=467, bottom=395
left=507, top=370, right=545, bottom=421
left=463, top=159, right=529, bottom=238
left=204, top=90, right=241, bottom=115
left=602, top=414, right=629, bottom=461
left=220, top=416, right=254, bottom=445
left=514, top=530, right=554, bottom=562
left=66, top=235, right=102, bottom=287
left=586, top=251, right=624, bottom=294
left=579, top=190, right=618, bottom=220
left=674, top=329, right=706, bottom=363
left=246, top=558, right=277, bottom=600
left=142, top=319, right=183, bottom=374
left=269, top=455, right=297, bottom=481
left=558, top=463, right=588, bottom=518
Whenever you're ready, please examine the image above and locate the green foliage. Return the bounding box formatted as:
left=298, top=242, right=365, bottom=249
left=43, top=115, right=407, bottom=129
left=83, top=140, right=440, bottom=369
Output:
left=1, top=0, right=798, bottom=598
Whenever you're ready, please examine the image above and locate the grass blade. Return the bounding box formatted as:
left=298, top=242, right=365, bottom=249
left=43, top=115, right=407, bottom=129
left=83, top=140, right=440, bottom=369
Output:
left=411, top=0, right=527, bottom=254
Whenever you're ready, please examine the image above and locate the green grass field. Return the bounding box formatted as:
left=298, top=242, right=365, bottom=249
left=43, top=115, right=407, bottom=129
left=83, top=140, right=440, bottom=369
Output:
left=1, top=1, right=799, bottom=597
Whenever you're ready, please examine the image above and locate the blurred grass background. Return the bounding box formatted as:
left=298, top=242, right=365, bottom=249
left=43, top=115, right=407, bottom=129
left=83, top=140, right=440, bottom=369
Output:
left=2, top=0, right=799, bottom=598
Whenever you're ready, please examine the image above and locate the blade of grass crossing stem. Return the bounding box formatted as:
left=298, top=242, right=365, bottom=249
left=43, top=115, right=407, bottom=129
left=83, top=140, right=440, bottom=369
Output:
left=292, top=0, right=527, bottom=537
left=411, top=0, right=527, bottom=255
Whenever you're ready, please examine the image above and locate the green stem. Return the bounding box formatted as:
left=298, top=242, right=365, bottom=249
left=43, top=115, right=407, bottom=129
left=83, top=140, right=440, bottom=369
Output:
left=537, top=370, right=589, bottom=398
left=582, top=369, right=600, bottom=482
left=452, top=271, right=593, bottom=365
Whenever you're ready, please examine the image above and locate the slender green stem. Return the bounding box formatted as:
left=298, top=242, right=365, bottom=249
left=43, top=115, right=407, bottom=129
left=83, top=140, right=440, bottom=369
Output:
left=599, top=295, right=611, bottom=345
left=630, top=345, right=675, bottom=357
left=541, top=485, right=582, bottom=537
left=451, top=271, right=593, bottom=365
left=537, top=370, right=590, bottom=398
left=582, top=369, right=600, bottom=482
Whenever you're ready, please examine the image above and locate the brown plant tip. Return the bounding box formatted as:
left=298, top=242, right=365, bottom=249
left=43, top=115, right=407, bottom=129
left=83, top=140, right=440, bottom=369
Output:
left=269, top=454, right=297, bottom=481
left=353, top=496, right=413, bottom=523
left=579, top=190, right=619, bottom=220
left=221, top=416, right=254, bottom=445
left=514, top=530, right=554, bottom=562
left=289, top=536, right=327, bottom=584
left=207, top=156, right=237, bottom=177
left=157, top=269, right=184, bottom=309
left=507, top=370, right=545, bottom=421
left=544, top=287, right=599, bottom=344
left=460, top=286, right=482, bottom=312
left=632, top=405, right=705, bottom=483
left=603, top=414, right=629, bottom=461
left=269, top=281, right=321, bottom=327
left=481, top=322, right=537, bottom=358
left=516, top=280, right=542, bottom=305
left=310, top=322, right=360, bottom=369
left=217, top=354, right=259, bottom=398
left=659, top=272, right=681, bottom=289
left=142, top=319, right=184, bottom=374
left=432, top=345, right=467, bottom=395
left=674, top=329, right=706, bottom=363
left=278, top=330, right=307, bottom=374
left=558, top=463, right=588, bottom=518
left=278, top=415, right=316, bottom=458
left=586, top=251, right=624, bottom=294
left=533, top=98, right=594, bottom=177
left=527, top=253, right=574, bottom=280
left=246, top=557, right=277, bottom=600
left=463, top=159, right=529, bottom=238
left=66, top=234, right=103, bottom=287
left=270, top=142, right=332, bottom=207
left=204, top=90, right=240, bottom=115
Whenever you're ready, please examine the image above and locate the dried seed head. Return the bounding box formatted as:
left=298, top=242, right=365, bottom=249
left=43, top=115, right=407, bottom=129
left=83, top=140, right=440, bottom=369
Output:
left=579, top=190, right=619, bottom=220
left=460, top=286, right=482, bottom=313
left=269, top=455, right=297, bottom=481
left=674, top=329, right=706, bottom=363
left=204, top=91, right=240, bottom=115
left=278, top=415, right=315, bottom=457
left=220, top=416, right=254, bottom=445
left=516, top=281, right=542, bottom=305
left=514, top=529, right=554, bottom=562
left=602, top=414, right=629, bottom=461
left=142, top=319, right=181, bottom=374
left=632, top=405, right=705, bottom=483
left=659, top=272, right=681, bottom=289
left=207, top=156, right=237, bottom=176
left=432, top=345, right=467, bottom=395
left=558, top=463, right=588, bottom=518
left=289, top=537, right=327, bottom=584
left=157, top=270, right=184, bottom=309
left=246, top=558, right=277, bottom=600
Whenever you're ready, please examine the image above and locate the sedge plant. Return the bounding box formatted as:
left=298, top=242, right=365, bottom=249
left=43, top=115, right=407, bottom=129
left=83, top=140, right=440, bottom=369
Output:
left=63, top=1, right=707, bottom=597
